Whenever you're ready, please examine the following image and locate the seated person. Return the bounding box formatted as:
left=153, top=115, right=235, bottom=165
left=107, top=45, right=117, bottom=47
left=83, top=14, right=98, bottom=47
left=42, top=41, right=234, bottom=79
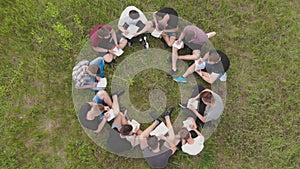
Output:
left=140, top=7, right=178, bottom=48
left=186, top=88, right=224, bottom=127
left=173, top=49, right=230, bottom=83
left=90, top=24, right=127, bottom=68
left=167, top=25, right=216, bottom=78
left=78, top=90, right=125, bottom=133
left=118, top=6, right=149, bottom=48
left=73, top=57, right=106, bottom=91
left=177, top=118, right=205, bottom=156
left=78, top=90, right=133, bottom=153
left=119, top=123, right=143, bottom=147
left=138, top=108, right=178, bottom=168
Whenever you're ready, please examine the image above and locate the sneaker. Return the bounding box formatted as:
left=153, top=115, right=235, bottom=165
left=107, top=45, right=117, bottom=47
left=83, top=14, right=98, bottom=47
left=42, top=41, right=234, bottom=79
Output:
left=111, top=89, right=125, bottom=97
left=150, top=112, right=161, bottom=123
left=166, top=69, right=178, bottom=78
left=173, top=77, right=187, bottom=83
left=141, top=36, right=149, bottom=49
left=162, top=107, right=174, bottom=118
left=128, top=42, right=132, bottom=47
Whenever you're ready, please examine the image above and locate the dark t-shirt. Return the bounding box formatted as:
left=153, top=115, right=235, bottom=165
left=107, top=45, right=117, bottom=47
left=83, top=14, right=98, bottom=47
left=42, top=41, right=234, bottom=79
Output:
left=142, top=145, right=172, bottom=168
left=78, top=103, right=102, bottom=131
left=156, top=8, right=178, bottom=29
left=107, top=128, right=132, bottom=153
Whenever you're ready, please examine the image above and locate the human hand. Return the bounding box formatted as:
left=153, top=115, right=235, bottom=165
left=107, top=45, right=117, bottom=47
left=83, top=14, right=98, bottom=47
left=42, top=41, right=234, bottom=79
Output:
left=176, top=40, right=182, bottom=45
left=124, top=30, right=129, bottom=35
left=133, top=32, right=139, bottom=37
left=104, top=106, right=110, bottom=111
left=196, top=70, right=203, bottom=76
left=95, top=76, right=101, bottom=81
left=157, top=134, right=166, bottom=140
left=104, top=112, right=110, bottom=119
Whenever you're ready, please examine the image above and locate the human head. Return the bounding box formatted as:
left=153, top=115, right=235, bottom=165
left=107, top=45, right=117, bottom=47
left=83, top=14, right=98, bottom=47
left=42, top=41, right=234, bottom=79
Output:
left=199, top=90, right=214, bottom=104
left=87, top=64, right=100, bottom=76
left=97, top=27, right=110, bottom=38
left=120, top=124, right=133, bottom=136
left=129, top=10, right=139, bottom=19
left=184, top=30, right=195, bottom=42
left=147, top=135, right=159, bottom=150
left=178, top=127, right=190, bottom=140
left=208, top=50, right=221, bottom=64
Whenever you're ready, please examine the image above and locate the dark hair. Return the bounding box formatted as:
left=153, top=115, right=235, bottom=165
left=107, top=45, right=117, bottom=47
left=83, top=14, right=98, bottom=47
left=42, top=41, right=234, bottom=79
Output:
left=120, top=124, right=133, bottom=136
left=97, top=27, right=110, bottom=38
left=208, top=50, right=221, bottom=63
left=179, top=127, right=190, bottom=140
left=97, top=104, right=105, bottom=111
left=129, top=10, right=139, bottom=19
left=147, top=136, right=159, bottom=150
left=199, top=91, right=214, bottom=104
left=184, top=30, right=195, bottom=42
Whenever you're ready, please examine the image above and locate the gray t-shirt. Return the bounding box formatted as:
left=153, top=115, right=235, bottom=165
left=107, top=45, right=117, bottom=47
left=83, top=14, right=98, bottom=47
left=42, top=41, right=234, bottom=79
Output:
left=142, top=145, right=172, bottom=168
left=204, top=92, right=224, bottom=121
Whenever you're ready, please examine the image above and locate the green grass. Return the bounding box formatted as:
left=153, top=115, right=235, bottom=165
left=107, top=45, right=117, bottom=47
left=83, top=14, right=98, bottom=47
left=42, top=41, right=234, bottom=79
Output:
left=0, top=0, right=299, bottom=168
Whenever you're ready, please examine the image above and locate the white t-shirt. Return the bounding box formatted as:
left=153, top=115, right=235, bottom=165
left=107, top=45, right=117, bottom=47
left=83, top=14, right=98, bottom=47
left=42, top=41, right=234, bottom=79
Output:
left=182, top=135, right=204, bottom=155
left=118, top=6, right=148, bottom=26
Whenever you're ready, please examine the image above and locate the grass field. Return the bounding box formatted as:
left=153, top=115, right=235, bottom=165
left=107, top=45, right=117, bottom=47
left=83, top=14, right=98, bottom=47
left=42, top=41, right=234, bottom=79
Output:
left=0, top=0, right=299, bottom=168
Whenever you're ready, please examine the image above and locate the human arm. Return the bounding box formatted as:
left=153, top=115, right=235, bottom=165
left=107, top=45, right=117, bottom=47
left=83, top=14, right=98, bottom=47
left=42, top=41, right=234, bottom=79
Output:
left=188, top=104, right=206, bottom=123
left=158, top=135, right=177, bottom=154
left=93, top=113, right=110, bottom=133
left=163, top=26, right=179, bottom=33
left=199, top=72, right=219, bottom=84
left=178, top=50, right=200, bottom=60
left=152, top=11, right=159, bottom=30
left=118, top=24, right=129, bottom=35
left=110, top=28, right=119, bottom=48
left=75, top=83, right=97, bottom=89
left=92, top=46, right=110, bottom=53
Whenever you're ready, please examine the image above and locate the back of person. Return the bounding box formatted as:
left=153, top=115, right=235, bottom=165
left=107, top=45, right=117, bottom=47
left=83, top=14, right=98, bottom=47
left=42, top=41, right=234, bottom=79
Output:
left=204, top=92, right=224, bottom=121
left=142, top=145, right=172, bottom=168
left=181, top=135, right=204, bottom=155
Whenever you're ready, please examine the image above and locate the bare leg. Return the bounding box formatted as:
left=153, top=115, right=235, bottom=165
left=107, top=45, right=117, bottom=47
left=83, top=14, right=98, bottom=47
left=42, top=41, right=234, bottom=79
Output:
left=164, top=117, right=179, bottom=147
left=206, top=32, right=216, bottom=39
left=111, top=95, right=120, bottom=113
left=182, top=63, right=196, bottom=78
left=138, top=121, right=160, bottom=150
left=97, top=90, right=113, bottom=107
left=103, top=53, right=114, bottom=63
left=118, top=38, right=127, bottom=49
left=172, top=47, right=179, bottom=71
left=162, top=34, right=176, bottom=47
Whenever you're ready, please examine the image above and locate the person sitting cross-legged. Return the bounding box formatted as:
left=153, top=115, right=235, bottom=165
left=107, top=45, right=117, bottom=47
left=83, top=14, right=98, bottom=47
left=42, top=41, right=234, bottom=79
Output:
left=118, top=6, right=149, bottom=49
left=90, top=24, right=127, bottom=69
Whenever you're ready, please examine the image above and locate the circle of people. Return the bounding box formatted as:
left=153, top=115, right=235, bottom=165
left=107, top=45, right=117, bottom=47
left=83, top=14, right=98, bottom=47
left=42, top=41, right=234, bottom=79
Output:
left=72, top=6, right=230, bottom=169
